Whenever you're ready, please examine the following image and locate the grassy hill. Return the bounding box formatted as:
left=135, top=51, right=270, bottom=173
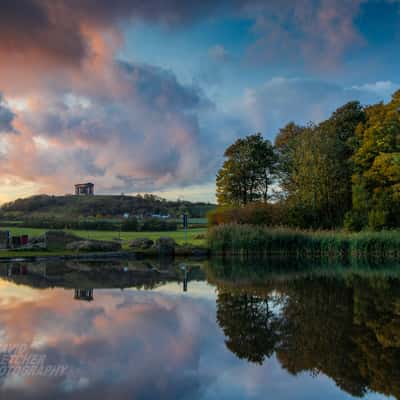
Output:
left=0, top=194, right=215, bottom=220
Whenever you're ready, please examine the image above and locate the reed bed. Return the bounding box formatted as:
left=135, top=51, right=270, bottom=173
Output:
left=207, top=224, right=400, bottom=260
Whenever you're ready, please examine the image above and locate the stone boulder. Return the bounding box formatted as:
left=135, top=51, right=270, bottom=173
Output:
left=20, top=242, right=47, bottom=251
left=66, top=240, right=122, bottom=252
left=154, top=237, right=176, bottom=256
left=129, top=238, right=154, bottom=249
left=29, top=235, right=45, bottom=244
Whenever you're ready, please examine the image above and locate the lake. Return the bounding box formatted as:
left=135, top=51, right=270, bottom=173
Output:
left=0, top=258, right=398, bottom=400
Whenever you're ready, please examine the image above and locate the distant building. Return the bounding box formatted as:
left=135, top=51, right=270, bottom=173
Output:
left=75, top=182, right=94, bottom=196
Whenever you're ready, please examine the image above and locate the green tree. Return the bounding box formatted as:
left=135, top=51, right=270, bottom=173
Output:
left=349, top=91, right=400, bottom=230
left=216, top=133, right=277, bottom=205
left=274, top=122, right=304, bottom=198
left=280, top=102, right=365, bottom=228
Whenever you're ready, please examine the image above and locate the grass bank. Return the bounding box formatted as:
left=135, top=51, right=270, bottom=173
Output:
left=208, top=224, right=400, bottom=260
left=0, top=227, right=206, bottom=259
left=0, top=226, right=206, bottom=246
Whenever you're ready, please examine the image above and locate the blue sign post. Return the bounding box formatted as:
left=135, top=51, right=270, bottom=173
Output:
left=183, top=214, right=188, bottom=243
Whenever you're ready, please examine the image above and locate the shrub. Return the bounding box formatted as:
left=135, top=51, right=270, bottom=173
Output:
left=121, top=218, right=139, bottom=231
left=140, top=218, right=177, bottom=232
left=207, top=203, right=281, bottom=227
left=368, top=210, right=389, bottom=231
left=344, top=211, right=365, bottom=232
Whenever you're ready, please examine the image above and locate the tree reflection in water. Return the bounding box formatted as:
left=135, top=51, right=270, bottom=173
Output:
left=209, top=259, right=400, bottom=399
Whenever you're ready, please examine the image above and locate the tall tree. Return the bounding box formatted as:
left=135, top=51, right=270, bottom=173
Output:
left=279, top=102, right=365, bottom=228
left=216, top=133, right=277, bottom=205
left=349, top=91, right=400, bottom=229
left=274, top=122, right=304, bottom=198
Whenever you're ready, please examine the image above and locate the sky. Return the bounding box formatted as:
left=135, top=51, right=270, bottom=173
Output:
left=0, top=0, right=400, bottom=203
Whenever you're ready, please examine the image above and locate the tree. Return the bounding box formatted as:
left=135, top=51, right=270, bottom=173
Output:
left=216, top=133, right=277, bottom=205
left=274, top=122, right=304, bottom=198
left=278, top=102, right=365, bottom=228
left=349, top=91, right=400, bottom=229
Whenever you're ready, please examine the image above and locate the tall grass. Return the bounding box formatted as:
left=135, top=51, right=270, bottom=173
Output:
left=208, top=224, right=400, bottom=260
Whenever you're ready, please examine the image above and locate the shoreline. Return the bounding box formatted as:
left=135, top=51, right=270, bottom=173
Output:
left=0, top=246, right=210, bottom=263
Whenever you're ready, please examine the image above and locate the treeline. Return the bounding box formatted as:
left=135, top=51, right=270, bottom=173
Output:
left=1, top=194, right=215, bottom=219
left=216, top=90, right=400, bottom=230
left=0, top=217, right=177, bottom=232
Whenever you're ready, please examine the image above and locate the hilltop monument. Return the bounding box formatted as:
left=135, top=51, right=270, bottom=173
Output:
left=74, top=182, right=94, bottom=196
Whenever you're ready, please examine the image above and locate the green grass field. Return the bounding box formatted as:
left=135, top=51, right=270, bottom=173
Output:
left=0, top=226, right=207, bottom=247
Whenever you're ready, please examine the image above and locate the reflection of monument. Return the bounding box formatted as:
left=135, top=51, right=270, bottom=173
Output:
left=74, top=288, right=94, bottom=301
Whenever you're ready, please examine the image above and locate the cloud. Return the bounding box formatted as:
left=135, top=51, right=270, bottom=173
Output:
left=239, top=77, right=400, bottom=138
left=0, top=61, right=218, bottom=195
left=0, top=0, right=218, bottom=67
left=0, top=0, right=374, bottom=79
left=0, top=96, right=16, bottom=134
left=243, top=0, right=365, bottom=68
left=351, top=80, right=400, bottom=98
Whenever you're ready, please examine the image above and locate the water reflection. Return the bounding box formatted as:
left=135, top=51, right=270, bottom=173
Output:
left=209, top=258, right=400, bottom=399
left=0, top=260, right=204, bottom=297
left=0, top=258, right=396, bottom=399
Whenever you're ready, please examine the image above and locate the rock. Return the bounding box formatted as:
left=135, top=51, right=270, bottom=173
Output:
left=45, top=230, right=81, bottom=250
left=155, top=237, right=176, bottom=247
left=29, top=235, right=46, bottom=245
left=21, top=242, right=47, bottom=250
left=66, top=240, right=122, bottom=252
left=154, top=237, right=176, bottom=256
left=129, top=238, right=154, bottom=249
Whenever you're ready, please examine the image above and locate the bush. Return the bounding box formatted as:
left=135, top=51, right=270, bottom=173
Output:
left=207, top=203, right=281, bottom=227
left=140, top=218, right=177, bottom=232
left=344, top=211, right=365, bottom=232
left=368, top=210, right=389, bottom=231
left=19, top=218, right=121, bottom=231
left=121, top=218, right=139, bottom=231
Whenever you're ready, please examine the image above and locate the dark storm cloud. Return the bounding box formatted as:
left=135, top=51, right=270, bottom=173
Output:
left=0, top=0, right=221, bottom=66
left=0, top=0, right=88, bottom=65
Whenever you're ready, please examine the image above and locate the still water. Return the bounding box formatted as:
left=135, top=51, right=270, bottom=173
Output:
left=0, top=258, right=398, bottom=400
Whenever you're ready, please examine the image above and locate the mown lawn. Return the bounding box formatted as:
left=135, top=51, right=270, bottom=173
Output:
left=0, top=226, right=207, bottom=246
